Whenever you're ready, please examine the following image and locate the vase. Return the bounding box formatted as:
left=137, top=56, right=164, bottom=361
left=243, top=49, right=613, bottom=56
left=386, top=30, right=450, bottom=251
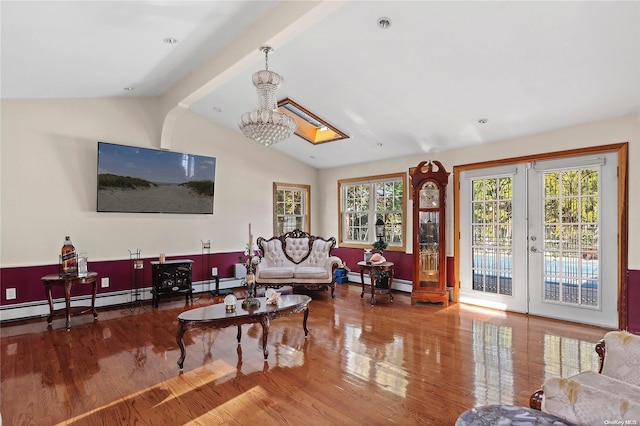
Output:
left=242, top=273, right=260, bottom=309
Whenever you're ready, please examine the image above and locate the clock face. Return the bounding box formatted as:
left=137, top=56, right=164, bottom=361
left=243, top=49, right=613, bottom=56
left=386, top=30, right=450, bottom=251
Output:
left=419, top=182, right=440, bottom=208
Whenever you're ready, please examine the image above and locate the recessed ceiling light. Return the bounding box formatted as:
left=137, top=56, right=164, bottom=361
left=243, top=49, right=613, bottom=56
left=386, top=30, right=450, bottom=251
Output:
left=163, top=37, right=178, bottom=44
left=478, top=118, right=488, bottom=124
left=378, top=17, right=391, bottom=29
left=123, top=87, right=134, bottom=91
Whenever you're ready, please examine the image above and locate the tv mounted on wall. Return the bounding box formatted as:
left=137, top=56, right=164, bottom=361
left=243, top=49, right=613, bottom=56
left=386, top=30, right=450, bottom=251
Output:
left=97, top=142, right=216, bottom=214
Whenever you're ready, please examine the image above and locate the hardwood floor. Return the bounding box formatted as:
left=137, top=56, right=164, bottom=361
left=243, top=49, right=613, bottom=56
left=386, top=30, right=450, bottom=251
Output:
left=1, top=284, right=609, bottom=425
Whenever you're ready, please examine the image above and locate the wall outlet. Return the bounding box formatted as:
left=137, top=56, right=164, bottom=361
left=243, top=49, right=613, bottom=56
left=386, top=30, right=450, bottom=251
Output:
left=6, top=288, right=16, bottom=300
left=211, top=267, right=218, bottom=276
left=101, top=277, right=109, bottom=288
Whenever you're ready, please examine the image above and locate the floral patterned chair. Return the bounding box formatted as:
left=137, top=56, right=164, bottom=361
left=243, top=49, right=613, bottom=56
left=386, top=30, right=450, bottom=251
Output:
left=530, top=330, right=640, bottom=425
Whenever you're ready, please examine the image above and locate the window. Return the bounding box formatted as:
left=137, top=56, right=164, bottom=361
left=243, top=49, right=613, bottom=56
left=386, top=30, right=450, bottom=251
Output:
left=338, top=173, right=406, bottom=251
left=273, top=183, right=310, bottom=235
left=471, top=176, right=514, bottom=296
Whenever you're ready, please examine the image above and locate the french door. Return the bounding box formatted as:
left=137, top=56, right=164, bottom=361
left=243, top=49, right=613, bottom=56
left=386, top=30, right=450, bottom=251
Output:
left=459, top=164, right=527, bottom=313
left=459, top=152, right=619, bottom=327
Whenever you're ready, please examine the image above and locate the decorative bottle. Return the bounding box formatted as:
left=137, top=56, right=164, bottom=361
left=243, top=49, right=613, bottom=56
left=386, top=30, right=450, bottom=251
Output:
left=61, top=236, right=77, bottom=275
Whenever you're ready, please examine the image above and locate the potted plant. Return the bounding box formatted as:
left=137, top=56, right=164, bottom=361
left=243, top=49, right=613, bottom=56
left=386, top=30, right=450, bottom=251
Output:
left=372, top=239, right=388, bottom=252
left=370, top=240, right=389, bottom=288
left=374, top=269, right=389, bottom=289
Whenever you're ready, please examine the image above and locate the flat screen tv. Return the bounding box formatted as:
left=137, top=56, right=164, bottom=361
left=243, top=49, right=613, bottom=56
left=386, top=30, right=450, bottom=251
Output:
left=97, top=142, right=216, bottom=214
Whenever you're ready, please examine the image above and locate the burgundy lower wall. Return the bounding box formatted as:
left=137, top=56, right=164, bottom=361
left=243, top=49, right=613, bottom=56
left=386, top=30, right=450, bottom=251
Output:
left=0, top=252, right=245, bottom=306
left=332, top=247, right=454, bottom=286
left=2, top=247, right=639, bottom=332
left=332, top=248, right=414, bottom=281
left=628, top=269, right=640, bottom=333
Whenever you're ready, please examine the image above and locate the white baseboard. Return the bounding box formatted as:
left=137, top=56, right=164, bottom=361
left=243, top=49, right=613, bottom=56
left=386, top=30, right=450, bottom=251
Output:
left=0, top=275, right=409, bottom=323
left=345, top=272, right=412, bottom=293
left=0, top=278, right=244, bottom=323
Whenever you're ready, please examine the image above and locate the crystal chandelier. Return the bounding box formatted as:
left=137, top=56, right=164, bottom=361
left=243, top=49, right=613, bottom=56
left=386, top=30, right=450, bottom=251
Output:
left=239, top=46, right=297, bottom=147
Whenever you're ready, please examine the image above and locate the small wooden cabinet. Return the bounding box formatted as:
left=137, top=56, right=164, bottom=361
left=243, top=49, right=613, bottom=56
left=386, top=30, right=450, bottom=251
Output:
left=410, top=161, right=450, bottom=306
left=150, top=259, right=193, bottom=308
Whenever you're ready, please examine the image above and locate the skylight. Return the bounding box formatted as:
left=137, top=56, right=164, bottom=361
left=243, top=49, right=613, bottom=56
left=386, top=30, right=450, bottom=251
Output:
left=277, top=98, right=349, bottom=145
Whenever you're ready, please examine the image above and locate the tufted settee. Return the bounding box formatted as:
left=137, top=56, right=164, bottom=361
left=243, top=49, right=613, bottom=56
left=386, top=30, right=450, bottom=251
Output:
left=530, top=330, right=640, bottom=425
left=255, top=229, right=343, bottom=298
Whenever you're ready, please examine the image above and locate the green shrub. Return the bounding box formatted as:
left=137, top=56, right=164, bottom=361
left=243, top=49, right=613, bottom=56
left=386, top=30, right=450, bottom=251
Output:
left=98, top=174, right=155, bottom=189
left=180, top=180, right=214, bottom=196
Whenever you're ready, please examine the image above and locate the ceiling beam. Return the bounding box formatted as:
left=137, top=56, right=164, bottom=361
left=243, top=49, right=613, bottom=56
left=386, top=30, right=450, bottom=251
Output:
left=160, top=1, right=346, bottom=150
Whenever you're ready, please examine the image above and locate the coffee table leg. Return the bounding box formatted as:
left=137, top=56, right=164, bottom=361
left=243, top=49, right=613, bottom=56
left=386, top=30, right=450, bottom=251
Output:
left=236, top=325, right=242, bottom=344
left=303, top=307, right=309, bottom=337
left=176, top=323, right=187, bottom=370
left=260, top=317, right=270, bottom=360
left=236, top=345, right=243, bottom=371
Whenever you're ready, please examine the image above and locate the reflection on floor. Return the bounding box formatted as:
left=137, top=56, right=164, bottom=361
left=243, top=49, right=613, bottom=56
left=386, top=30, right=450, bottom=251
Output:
left=0, top=284, right=609, bottom=425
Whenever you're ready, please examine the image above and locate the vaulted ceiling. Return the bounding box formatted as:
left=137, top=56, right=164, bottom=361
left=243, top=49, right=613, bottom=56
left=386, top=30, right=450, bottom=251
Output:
left=2, top=1, right=639, bottom=169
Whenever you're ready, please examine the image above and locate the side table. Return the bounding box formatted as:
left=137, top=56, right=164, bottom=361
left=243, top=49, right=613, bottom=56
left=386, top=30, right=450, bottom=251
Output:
left=41, top=272, right=98, bottom=330
left=357, top=261, right=394, bottom=305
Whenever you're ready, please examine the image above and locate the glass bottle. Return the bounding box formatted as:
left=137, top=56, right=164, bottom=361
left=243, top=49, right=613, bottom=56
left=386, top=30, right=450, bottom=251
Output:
left=61, top=236, right=77, bottom=275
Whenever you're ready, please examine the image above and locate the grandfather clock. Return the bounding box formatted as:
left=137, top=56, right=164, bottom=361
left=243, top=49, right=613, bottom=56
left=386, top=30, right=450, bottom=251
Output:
left=410, top=160, right=450, bottom=306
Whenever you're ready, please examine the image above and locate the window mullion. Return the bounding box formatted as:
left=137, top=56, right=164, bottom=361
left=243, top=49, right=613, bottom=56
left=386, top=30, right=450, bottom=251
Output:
left=370, top=182, right=377, bottom=244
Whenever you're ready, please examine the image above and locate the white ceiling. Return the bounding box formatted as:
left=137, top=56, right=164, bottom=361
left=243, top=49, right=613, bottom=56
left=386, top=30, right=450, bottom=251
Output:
left=2, top=1, right=639, bottom=169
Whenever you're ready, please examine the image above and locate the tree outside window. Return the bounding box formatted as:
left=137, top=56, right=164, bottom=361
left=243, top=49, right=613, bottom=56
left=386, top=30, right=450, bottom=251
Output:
left=273, top=183, right=310, bottom=235
left=339, top=173, right=405, bottom=250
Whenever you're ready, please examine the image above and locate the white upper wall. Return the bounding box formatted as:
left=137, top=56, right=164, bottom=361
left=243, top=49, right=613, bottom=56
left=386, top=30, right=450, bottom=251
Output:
left=318, top=113, right=640, bottom=269
left=2, top=97, right=638, bottom=270
left=0, top=98, right=318, bottom=267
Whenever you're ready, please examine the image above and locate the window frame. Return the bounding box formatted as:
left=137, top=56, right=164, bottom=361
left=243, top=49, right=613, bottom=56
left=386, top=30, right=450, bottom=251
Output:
left=273, top=182, right=310, bottom=235
left=338, top=172, right=406, bottom=252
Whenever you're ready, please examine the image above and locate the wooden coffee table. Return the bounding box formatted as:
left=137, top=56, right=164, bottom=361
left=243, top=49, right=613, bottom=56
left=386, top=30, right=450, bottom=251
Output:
left=176, top=294, right=311, bottom=370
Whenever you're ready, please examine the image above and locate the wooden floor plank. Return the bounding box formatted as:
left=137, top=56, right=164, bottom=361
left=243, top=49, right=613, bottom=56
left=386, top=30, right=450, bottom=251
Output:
left=1, top=284, right=609, bottom=425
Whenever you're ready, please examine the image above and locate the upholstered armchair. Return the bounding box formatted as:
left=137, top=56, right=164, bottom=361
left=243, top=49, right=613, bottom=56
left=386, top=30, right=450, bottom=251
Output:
left=530, top=330, right=640, bottom=425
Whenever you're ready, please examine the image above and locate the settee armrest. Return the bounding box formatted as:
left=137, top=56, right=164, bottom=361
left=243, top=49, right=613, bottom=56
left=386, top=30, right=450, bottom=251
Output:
left=325, top=256, right=343, bottom=270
